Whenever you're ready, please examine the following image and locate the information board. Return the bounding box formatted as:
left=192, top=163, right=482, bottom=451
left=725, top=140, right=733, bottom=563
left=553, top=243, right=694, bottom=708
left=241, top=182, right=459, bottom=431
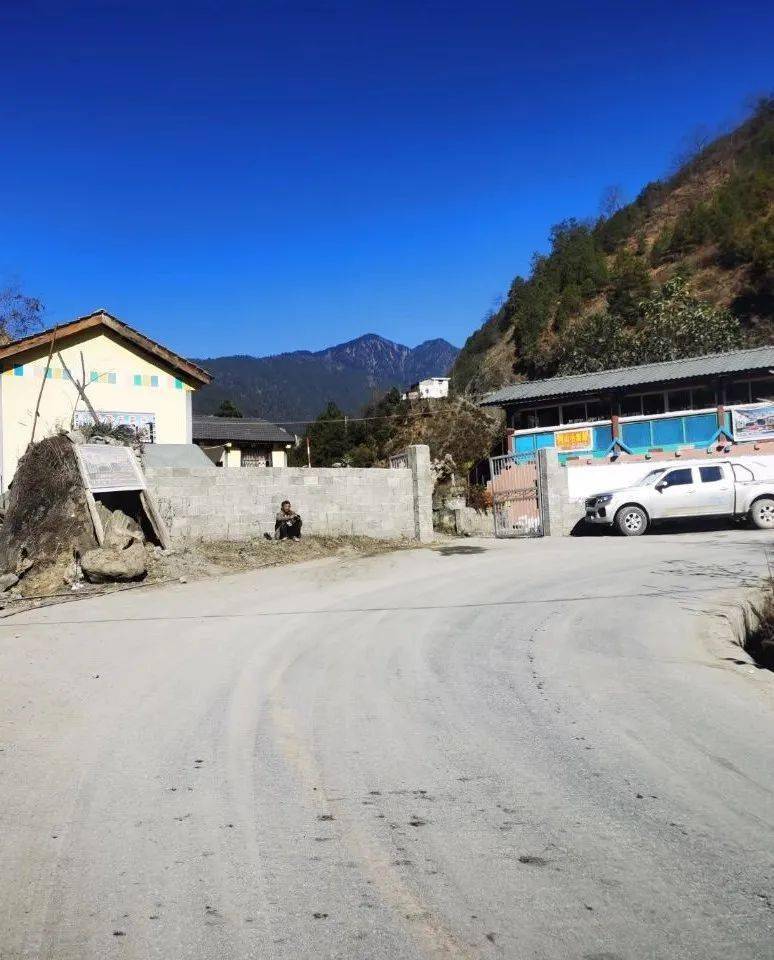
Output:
left=75, top=444, right=147, bottom=493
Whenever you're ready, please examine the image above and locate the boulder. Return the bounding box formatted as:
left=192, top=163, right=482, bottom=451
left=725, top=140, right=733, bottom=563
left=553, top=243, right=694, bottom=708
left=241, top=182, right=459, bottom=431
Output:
left=0, top=435, right=98, bottom=592
left=95, top=503, right=144, bottom=551
left=80, top=541, right=147, bottom=583
left=104, top=508, right=143, bottom=551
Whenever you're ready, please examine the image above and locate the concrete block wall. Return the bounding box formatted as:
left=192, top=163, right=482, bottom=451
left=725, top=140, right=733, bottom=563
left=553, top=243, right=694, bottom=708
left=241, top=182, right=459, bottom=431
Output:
left=537, top=448, right=581, bottom=536
left=454, top=506, right=495, bottom=537
left=146, top=445, right=433, bottom=543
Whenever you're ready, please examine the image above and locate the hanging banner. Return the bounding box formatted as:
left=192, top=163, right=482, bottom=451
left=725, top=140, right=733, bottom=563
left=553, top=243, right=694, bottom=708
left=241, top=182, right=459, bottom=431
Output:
left=555, top=427, right=593, bottom=453
left=731, top=404, right=774, bottom=443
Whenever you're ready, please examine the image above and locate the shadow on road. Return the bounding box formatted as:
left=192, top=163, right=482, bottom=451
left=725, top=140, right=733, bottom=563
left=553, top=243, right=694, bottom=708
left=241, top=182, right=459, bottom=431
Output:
left=572, top=516, right=753, bottom=537
left=434, top=545, right=488, bottom=557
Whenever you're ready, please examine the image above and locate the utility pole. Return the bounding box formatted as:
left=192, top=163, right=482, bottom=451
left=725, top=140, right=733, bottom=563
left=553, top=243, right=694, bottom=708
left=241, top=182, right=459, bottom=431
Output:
left=306, top=435, right=311, bottom=468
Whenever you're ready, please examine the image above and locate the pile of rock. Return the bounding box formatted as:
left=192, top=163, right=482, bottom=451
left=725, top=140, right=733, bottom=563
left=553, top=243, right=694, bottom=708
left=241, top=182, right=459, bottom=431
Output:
left=79, top=503, right=148, bottom=584
left=0, top=432, right=151, bottom=601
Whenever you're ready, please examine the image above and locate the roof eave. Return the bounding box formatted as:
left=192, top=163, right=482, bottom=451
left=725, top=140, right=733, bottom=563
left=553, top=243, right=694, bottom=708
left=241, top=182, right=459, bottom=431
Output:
left=0, top=310, right=213, bottom=388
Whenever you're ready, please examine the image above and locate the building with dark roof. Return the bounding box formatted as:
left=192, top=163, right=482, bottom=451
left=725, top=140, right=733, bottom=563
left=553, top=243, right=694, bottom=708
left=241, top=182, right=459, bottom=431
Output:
left=480, top=346, right=774, bottom=462
left=192, top=415, right=295, bottom=468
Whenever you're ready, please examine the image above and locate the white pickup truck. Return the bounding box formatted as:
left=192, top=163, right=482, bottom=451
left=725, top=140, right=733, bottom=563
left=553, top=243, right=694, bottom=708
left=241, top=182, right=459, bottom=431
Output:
left=584, top=460, right=774, bottom=536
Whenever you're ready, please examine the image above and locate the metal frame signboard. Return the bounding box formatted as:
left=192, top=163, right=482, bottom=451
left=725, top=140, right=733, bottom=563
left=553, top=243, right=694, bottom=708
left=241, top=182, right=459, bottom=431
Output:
left=731, top=403, right=774, bottom=443
left=75, top=444, right=147, bottom=493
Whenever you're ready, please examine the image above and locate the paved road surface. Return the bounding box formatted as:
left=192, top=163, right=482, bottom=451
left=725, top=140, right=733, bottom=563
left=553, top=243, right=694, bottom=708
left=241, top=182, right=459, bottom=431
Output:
left=2, top=529, right=774, bottom=960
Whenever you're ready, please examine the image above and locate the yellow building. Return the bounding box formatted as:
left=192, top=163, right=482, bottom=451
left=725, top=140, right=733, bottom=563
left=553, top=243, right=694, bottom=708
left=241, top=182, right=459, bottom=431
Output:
left=0, top=310, right=212, bottom=490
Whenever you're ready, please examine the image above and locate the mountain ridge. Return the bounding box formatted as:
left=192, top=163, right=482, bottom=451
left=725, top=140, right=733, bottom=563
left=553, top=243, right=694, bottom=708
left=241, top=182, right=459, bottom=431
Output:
left=193, top=332, right=459, bottom=422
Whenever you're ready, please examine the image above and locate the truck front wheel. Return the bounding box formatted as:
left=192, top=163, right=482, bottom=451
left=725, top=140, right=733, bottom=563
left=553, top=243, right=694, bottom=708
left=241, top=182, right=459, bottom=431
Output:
left=615, top=505, right=648, bottom=536
left=750, top=497, right=774, bottom=529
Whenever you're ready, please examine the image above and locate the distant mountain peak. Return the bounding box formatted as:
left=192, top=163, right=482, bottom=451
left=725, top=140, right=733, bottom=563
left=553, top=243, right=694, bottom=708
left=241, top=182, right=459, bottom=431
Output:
left=194, top=332, right=460, bottom=421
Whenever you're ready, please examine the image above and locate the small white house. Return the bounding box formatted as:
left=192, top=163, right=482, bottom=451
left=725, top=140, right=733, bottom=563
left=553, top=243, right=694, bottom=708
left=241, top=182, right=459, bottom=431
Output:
left=402, top=377, right=450, bottom=401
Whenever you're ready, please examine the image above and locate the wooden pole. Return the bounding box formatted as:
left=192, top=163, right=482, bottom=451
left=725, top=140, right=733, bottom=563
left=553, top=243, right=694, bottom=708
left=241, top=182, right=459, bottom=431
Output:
left=29, top=334, right=56, bottom=447
left=140, top=489, right=171, bottom=550
left=57, top=351, right=102, bottom=426
left=72, top=444, right=105, bottom=546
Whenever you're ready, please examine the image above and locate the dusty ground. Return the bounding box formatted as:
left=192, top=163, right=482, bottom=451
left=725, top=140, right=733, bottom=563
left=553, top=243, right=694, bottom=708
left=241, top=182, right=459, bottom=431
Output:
left=147, top=535, right=415, bottom=581
left=2, top=529, right=774, bottom=959
left=0, top=536, right=415, bottom=615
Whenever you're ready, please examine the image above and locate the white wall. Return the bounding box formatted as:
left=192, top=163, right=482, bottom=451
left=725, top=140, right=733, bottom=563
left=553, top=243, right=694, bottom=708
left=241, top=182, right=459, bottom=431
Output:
left=224, top=447, right=242, bottom=468
left=418, top=378, right=449, bottom=399
left=566, top=455, right=774, bottom=500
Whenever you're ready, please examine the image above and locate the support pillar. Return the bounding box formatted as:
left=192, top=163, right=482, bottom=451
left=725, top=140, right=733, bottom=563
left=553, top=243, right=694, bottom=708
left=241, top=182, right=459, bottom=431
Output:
left=537, top=448, right=575, bottom=536
left=404, top=444, right=434, bottom=542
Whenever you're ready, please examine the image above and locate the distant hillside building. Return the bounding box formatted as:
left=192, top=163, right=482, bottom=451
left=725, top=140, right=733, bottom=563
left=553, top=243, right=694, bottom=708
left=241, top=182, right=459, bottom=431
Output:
left=0, top=310, right=212, bottom=490
left=480, top=346, right=774, bottom=462
left=402, top=377, right=450, bottom=401
left=192, top=415, right=294, bottom=468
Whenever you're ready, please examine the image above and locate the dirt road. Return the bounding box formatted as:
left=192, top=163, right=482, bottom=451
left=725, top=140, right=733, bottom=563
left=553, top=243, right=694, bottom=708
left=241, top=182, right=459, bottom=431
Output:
left=1, top=530, right=773, bottom=959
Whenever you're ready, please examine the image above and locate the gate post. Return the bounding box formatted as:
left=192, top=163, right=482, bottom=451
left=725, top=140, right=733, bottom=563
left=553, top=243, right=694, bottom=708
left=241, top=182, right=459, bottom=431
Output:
left=404, top=445, right=434, bottom=542
left=537, top=448, right=570, bottom=536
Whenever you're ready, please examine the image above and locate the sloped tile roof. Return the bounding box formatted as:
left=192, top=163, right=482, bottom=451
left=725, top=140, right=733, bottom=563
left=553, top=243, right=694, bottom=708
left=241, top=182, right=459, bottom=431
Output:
left=192, top=415, right=293, bottom=443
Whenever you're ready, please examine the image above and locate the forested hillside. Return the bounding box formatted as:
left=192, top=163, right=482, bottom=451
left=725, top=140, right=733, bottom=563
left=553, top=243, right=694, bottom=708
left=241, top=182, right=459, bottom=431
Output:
left=452, top=97, right=774, bottom=395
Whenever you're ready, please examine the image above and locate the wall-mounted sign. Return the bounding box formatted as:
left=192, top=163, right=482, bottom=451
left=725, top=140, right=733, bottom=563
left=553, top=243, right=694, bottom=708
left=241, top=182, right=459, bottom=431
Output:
left=732, top=403, right=774, bottom=443
left=74, top=410, right=156, bottom=444
left=75, top=444, right=147, bottom=493
left=555, top=427, right=593, bottom=453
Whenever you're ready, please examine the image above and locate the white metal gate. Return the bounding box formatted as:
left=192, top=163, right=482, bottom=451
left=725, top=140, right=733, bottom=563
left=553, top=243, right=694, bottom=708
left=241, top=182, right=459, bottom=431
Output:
left=489, top=453, right=544, bottom=538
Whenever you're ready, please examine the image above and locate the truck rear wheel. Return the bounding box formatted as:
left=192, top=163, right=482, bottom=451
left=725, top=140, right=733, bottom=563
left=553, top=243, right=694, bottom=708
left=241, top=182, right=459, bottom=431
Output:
left=615, top=505, right=648, bottom=537
left=751, top=497, right=774, bottom=529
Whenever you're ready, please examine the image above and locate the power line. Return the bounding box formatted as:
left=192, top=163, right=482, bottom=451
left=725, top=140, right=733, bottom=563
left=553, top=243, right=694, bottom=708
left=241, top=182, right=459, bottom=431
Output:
left=275, top=410, right=434, bottom=428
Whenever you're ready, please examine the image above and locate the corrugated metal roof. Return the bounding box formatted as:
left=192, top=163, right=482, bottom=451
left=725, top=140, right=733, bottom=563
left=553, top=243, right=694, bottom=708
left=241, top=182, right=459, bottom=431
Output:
left=480, top=346, right=774, bottom=406
left=192, top=416, right=293, bottom=443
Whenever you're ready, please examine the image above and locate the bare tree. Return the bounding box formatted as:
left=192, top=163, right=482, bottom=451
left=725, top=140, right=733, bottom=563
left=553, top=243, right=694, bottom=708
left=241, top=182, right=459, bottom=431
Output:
left=599, top=184, right=625, bottom=220
left=670, top=124, right=713, bottom=174
left=0, top=281, right=44, bottom=342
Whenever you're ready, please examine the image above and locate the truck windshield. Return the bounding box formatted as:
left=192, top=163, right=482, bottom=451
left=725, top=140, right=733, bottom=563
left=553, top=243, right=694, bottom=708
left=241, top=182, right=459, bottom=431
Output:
left=641, top=469, right=667, bottom=485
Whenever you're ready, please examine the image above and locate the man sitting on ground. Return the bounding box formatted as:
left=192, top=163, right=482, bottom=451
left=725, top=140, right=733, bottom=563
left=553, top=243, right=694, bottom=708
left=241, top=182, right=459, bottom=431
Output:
left=273, top=500, right=302, bottom=541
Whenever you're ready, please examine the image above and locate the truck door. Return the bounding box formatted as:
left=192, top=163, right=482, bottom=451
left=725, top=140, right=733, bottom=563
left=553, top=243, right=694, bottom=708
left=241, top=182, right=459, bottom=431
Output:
left=693, top=464, right=735, bottom=515
left=653, top=467, right=696, bottom=516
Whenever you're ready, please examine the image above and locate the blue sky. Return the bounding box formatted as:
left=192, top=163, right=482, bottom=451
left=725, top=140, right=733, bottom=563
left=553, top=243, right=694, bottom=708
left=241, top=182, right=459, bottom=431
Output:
left=0, top=1, right=771, bottom=359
